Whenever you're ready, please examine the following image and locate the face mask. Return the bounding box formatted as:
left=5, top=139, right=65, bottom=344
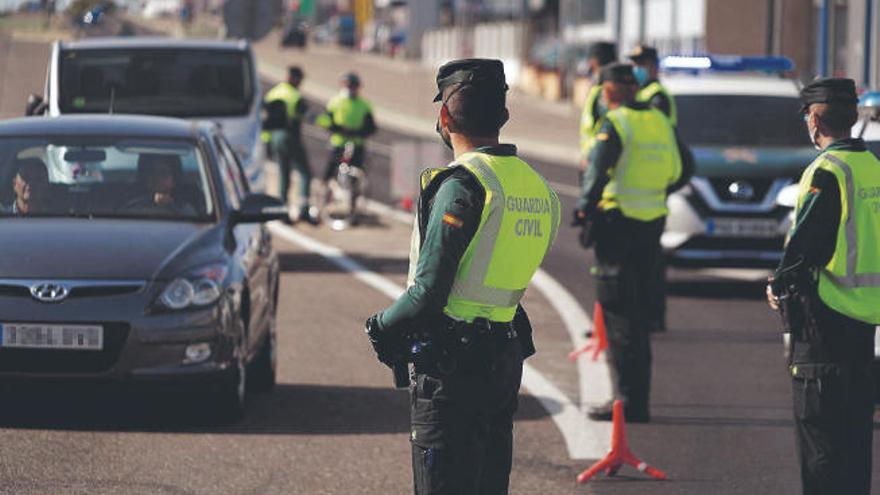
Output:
left=436, top=117, right=453, bottom=151
left=805, top=116, right=822, bottom=151
left=633, top=66, right=649, bottom=86
left=343, top=88, right=353, bottom=99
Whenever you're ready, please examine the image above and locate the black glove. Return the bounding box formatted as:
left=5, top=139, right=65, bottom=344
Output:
left=365, top=314, right=396, bottom=367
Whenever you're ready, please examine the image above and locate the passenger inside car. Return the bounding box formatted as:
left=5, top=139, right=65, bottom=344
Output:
left=3, top=158, right=49, bottom=215
left=120, top=153, right=196, bottom=215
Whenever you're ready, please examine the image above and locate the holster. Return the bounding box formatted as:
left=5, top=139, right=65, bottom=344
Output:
left=773, top=259, right=823, bottom=365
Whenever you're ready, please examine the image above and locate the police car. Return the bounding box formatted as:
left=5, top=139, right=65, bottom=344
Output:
left=659, top=56, right=817, bottom=267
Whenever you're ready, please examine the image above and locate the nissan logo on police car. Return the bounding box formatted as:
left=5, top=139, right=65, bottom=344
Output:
left=728, top=181, right=756, bottom=201
left=30, top=283, right=70, bottom=303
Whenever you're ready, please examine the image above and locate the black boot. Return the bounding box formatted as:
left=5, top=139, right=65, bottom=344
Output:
left=587, top=400, right=650, bottom=423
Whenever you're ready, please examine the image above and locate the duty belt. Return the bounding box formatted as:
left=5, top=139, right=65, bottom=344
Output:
left=444, top=316, right=518, bottom=343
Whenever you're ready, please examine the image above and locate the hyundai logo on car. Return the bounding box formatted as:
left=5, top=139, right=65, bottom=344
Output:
left=29, top=283, right=70, bottom=303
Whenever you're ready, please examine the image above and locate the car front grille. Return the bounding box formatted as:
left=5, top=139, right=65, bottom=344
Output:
left=0, top=323, right=130, bottom=374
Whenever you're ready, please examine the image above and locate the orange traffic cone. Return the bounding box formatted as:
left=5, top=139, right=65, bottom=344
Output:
left=576, top=400, right=667, bottom=483
left=568, top=302, right=608, bottom=362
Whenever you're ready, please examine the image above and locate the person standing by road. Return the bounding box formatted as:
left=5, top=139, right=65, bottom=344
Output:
left=579, top=42, right=617, bottom=171
left=364, top=59, right=560, bottom=494
left=767, top=78, right=879, bottom=495
left=317, top=72, right=377, bottom=188
left=628, top=45, right=677, bottom=125
left=628, top=44, right=677, bottom=334
left=574, top=63, right=694, bottom=422
left=263, top=66, right=317, bottom=224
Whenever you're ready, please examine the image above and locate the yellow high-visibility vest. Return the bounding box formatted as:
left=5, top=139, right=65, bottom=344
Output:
left=794, top=149, right=880, bottom=324
left=409, top=152, right=561, bottom=323
left=636, top=81, right=677, bottom=126
left=579, top=84, right=604, bottom=157
left=315, top=92, right=372, bottom=147
left=600, top=106, right=682, bottom=221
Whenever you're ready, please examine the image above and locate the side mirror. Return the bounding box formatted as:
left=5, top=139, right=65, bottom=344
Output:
left=776, top=183, right=800, bottom=208
left=230, top=193, right=288, bottom=224
left=25, top=94, right=46, bottom=116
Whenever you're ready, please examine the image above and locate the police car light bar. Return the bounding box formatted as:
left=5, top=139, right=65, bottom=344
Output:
left=859, top=91, right=880, bottom=108
left=660, top=55, right=795, bottom=73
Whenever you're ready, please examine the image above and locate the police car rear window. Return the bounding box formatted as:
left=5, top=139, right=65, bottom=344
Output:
left=676, top=95, right=809, bottom=147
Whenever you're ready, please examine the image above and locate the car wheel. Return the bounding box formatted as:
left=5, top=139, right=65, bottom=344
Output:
left=248, top=317, right=277, bottom=393
left=213, top=331, right=247, bottom=423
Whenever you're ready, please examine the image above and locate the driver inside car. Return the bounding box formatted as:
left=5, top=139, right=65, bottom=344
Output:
left=121, top=153, right=195, bottom=215
left=3, top=158, right=50, bottom=216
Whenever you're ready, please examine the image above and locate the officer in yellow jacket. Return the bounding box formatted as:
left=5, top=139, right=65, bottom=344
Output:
left=628, top=45, right=677, bottom=333
left=316, top=72, right=377, bottom=186
left=768, top=78, right=879, bottom=495
left=574, top=63, right=694, bottom=423
left=365, top=59, right=560, bottom=494
left=579, top=42, right=617, bottom=170
left=628, top=45, right=676, bottom=125
left=263, top=66, right=316, bottom=224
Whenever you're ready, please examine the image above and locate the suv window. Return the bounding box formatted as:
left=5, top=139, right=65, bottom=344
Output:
left=676, top=95, right=810, bottom=147
left=58, top=48, right=254, bottom=117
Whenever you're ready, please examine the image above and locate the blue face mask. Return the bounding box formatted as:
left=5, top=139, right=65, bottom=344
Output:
left=633, top=66, right=649, bottom=86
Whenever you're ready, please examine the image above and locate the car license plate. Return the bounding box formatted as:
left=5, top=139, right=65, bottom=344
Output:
left=0, top=323, right=103, bottom=351
left=707, top=218, right=780, bottom=238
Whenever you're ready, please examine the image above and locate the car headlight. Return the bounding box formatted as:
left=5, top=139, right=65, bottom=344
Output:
left=159, top=264, right=227, bottom=310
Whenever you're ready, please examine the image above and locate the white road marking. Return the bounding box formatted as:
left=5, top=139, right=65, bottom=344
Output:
left=269, top=203, right=613, bottom=459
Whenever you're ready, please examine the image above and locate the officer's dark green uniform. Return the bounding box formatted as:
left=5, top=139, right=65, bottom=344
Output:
left=771, top=78, right=879, bottom=495
left=628, top=45, right=677, bottom=333
left=264, top=68, right=312, bottom=220
left=577, top=63, right=694, bottom=422
left=366, top=59, right=561, bottom=495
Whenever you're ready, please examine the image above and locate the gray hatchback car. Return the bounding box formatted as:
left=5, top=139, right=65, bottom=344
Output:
left=0, top=115, right=286, bottom=421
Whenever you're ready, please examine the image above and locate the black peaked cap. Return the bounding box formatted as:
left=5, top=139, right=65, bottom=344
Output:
left=433, top=58, right=508, bottom=102
left=799, top=77, right=858, bottom=113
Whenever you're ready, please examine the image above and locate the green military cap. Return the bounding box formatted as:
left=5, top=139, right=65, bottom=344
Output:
left=433, top=58, right=509, bottom=102
left=599, top=62, right=638, bottom=85
left=627, top=45, right=658, bottom=63
left=799, top=77, right=858, bottom=113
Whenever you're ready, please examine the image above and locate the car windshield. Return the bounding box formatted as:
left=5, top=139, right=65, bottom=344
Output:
left=58, top=48, right=253, bottom=117
left=676, top=95, right=810, bottom=147
left=0, top=136, right=214, bottom=221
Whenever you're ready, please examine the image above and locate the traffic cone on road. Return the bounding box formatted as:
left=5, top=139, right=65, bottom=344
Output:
left=568, top=302, right=608, bottom=362
left=576, top=400, right=667, bottom=483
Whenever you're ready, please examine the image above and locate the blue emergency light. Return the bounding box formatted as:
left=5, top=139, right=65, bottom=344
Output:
left=859, top=91, right=880, bottom=108
left=660, top=55, right=795, bottom=74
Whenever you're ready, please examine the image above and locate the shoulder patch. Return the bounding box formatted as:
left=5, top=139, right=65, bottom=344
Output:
left=442, top=212, right=464, bottom=228
left=597, top=132, right=609, bottom=141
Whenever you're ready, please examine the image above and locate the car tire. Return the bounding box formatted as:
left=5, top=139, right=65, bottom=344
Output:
left=248, top=317, right=277, bottom=393
left=212, top=328, right=247, bottom=423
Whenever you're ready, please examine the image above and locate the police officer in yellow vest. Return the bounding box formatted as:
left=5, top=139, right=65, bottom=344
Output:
left=579, top=42, right=618, bottom=171
left=364, top=59, right=560, bottom=494
left=574, top=63, right=694, bottom=422
left=628, top=45, right=677, bottom=334
left=263, top=66, right=317, bottom=224
left=628, top=45, right=677, bottom=125
left=316, top=72, right=377, bottom=186
left=767, top=78, right=879, bottom=495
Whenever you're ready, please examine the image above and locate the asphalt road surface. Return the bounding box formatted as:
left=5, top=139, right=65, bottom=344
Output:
left=0, top=26, right=878, bottom=495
